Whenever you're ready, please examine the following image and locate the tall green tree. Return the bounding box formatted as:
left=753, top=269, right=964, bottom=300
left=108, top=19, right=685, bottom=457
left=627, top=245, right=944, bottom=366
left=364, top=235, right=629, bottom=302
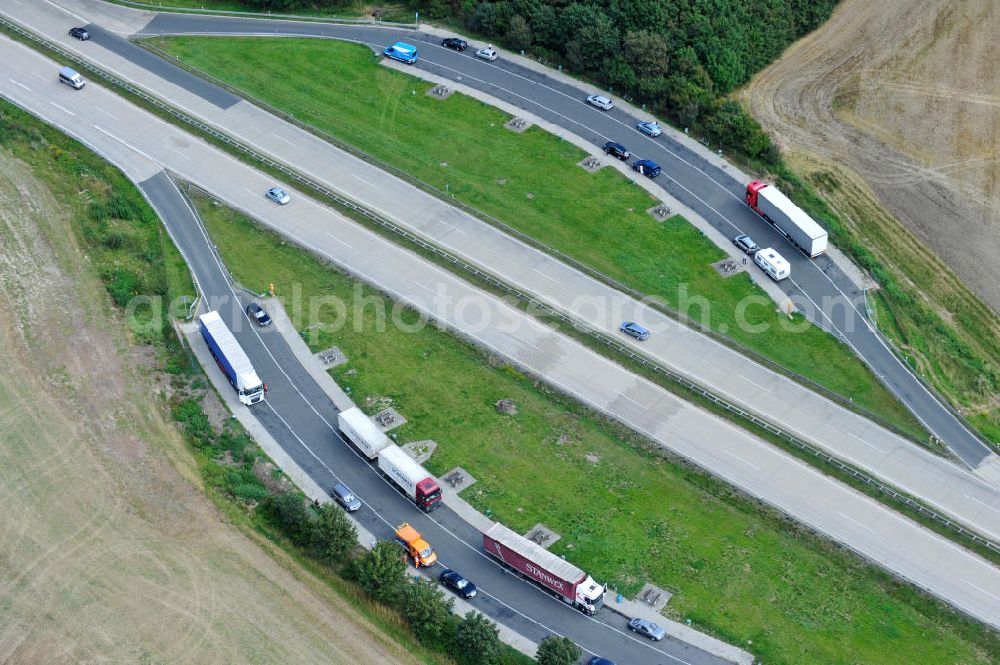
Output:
left=350, top=540, right=407, bottom=603
left=311, top=504, right=358, bottom=565
left=400, top=578, right=455, bottom=648
left=535, top=635, right=581, bottom=665
left=454, top=611, right=501, bottom=665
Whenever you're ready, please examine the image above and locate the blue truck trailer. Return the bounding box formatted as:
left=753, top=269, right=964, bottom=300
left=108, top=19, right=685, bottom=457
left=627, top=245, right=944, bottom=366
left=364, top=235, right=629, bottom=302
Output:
left=198, top=310, right=265, bottom=405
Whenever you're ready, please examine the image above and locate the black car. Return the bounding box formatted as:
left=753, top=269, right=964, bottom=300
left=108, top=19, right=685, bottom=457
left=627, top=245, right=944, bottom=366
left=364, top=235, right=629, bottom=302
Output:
left=602, top=141, right=631, bottom=161
left=441, top=37, right=469, bottom=51
left=439, top=568, right=477, bottom=599
left=69, top=27, right=91, bottom=41
left=246, top=302, right=272, bottom=327
left=588, top=658, right=616, bottom=665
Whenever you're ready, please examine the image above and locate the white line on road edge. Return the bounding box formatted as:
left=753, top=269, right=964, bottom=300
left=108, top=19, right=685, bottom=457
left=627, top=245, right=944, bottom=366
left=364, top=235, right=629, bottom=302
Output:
left=92, top=124, right=161, bottom=166
left=39, top=0, right=87, bottom=23
left=350, top=173, right=378, bottom=187
left=965, top=495, right=1000, bottom=518
left=723, top=450, right=760, bottom=471
left=270, top=132, right=296, bottom=146
left=838, top=512, right=878, bottom=536
left=323, top=230, right=353, bottom=249
left=163, top=143, right=192, bottom=161
left=49, top=101, right=74, bottom=116
left=8, top=78, right=30, bottom=91
left=531, top=266, right=562, bottom=284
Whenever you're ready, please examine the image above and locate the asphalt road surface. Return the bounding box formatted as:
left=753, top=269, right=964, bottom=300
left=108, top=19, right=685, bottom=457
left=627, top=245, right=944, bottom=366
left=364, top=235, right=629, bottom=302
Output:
left=3, top=17, right=1000, bottom=637
left=140, top=172, right=729, bottom=665
left=133, top=12, right=997, bottom=469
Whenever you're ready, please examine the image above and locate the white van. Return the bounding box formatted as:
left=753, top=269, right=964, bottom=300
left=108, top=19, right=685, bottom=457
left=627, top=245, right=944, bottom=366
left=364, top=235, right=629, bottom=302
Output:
left=58, top=66, right=85, bottom=90
left=754, top=247, right=790, bottom=281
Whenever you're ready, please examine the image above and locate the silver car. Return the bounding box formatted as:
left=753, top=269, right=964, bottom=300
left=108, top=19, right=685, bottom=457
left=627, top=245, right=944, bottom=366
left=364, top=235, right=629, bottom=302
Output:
left=475, top=46, right=498, bottom=61
left=265, top=186, right=290, bottom=205
left=627, top=617, right=666, bottom=641
left=637, top=120, right=662, bottom=137
left=586, top=94, right=614, bottom=111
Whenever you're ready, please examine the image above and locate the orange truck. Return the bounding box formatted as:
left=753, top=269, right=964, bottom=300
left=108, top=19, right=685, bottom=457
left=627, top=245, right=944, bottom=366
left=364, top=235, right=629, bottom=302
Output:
left=394, top=522, right=437, bottom=567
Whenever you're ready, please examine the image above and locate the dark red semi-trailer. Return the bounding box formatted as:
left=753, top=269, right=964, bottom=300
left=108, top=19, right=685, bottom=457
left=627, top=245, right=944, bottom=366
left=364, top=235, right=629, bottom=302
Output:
left=482, top=522, right=605, bottom=614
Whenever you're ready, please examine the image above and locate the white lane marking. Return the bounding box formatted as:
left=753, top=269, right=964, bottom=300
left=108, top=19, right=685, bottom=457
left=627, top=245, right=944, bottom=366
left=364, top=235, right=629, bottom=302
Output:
left=187, top=173, right=1000, bottom=630
left=8, top=78, right=31, bottom=92
left=40, top=0, right=87, bottom=22
left=428, top=47, right=991, bottom=459
left=242, top=186, right=259, bottom=197
left=965, top=495, right=1000, bottom=518
left=532, top=266, right=562, bottom=284
left=962, top=579, right=1000, bottom=603
left=323, top=231, right=353, bottom=249
left=95, top=106, right=118, bottom=120
left=351, top=173, right=378, bottom=187
left=30, top=71, right=48, bottom=83
left=172, top=192, right=692, bottom=662
left=723, top=450, right=760, bottom=471
left=847, top=430, right=888, bottom=454
left=270, top=132, right=296, bottom=146
left=838, top=512, right=878, bottom=535
left=736, top=375, right=771, bottom=393
left=163, top=143, right=191, bottom=160
left=49, top=101, right=74, bottom=116
left=92, top=125, right=160, bottom=165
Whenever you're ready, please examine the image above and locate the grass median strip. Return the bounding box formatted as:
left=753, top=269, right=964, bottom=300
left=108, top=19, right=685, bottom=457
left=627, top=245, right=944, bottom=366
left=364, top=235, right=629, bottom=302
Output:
left=195, top=190, right=1000, bottom=665
left=150, top=35, right=928, bottom=444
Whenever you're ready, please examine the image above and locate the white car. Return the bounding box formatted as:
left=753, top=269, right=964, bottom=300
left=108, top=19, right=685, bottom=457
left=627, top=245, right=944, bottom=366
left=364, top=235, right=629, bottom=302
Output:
left=265, top=186, right=290, bottom=205
left=475, top=46, right=498, bottom=62
left=586, top=94, right=614, bottom=111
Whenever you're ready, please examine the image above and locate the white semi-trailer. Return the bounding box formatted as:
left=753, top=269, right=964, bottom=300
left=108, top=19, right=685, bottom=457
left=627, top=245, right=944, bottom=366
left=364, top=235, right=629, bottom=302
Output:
left=377, top=445, right=442, bottom=512
left=338, top=406, right=392, bottom=459
left=746, top=180, right=828, bottom=257
left=198, top=311, right=265, bottom=405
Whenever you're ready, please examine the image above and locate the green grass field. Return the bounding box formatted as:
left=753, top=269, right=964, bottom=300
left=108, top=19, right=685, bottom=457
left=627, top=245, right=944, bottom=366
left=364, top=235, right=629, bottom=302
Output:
left=151, top=37, right=928, bottom=443
left=195, top=191, right=999, bottom=665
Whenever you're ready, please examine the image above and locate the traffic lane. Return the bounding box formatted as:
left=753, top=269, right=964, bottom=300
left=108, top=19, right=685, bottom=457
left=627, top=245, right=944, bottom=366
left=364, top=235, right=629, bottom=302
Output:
left=139, top=165, right=716, bottom=664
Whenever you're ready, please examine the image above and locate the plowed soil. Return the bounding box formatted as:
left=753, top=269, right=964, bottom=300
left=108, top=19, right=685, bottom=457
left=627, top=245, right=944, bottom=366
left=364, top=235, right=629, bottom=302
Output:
left=0, top=153, right=413, bottom=664
left=744, top=0, right=1000, bottom=314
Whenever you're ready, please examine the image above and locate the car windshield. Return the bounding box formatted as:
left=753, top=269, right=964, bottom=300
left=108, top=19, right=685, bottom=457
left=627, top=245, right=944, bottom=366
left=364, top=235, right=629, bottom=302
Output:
left=455, top=578, right=467, bottom=588
left=342, top=494, right=355, bottom=502
left=419, top=547, right=433, bottom=558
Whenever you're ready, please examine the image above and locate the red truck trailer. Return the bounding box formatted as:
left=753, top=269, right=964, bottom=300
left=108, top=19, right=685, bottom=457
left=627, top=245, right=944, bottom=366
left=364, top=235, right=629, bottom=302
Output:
left=482, top=522, right=606, bottom=614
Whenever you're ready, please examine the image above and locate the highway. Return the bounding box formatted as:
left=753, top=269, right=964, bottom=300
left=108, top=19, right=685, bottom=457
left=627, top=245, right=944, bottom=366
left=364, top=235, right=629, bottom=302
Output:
left=5, top=0, right=997, bottom=542
left=123, top=9, right=999, bottom=471
left=2, top=27, right=999, bottom=637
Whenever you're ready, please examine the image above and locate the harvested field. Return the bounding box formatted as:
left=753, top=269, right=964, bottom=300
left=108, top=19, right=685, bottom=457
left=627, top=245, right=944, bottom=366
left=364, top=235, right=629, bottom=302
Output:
left=0, top=151, right=414, bottom=664
left=744, top=0, right=1000, bottom=314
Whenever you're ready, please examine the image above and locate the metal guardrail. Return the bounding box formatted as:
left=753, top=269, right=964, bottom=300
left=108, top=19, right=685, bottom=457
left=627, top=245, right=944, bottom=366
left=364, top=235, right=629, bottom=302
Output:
left=104, top=0, right=418, bottom=28
left=4, top=15, right=998, bottom=557
left=135, top=43, right=930, bottom=449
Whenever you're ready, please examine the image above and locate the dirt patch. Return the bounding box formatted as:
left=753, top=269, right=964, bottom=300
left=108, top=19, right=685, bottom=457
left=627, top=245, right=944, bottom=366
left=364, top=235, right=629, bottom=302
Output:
left=0, top=153, right=414, bottom=664
left=743, top=0, right=1000, bottom=315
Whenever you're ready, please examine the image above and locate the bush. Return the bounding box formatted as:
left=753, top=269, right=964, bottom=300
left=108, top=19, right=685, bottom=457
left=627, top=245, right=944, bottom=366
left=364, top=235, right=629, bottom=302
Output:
left=535, top=635, right=581, bottom=665
left=265, top=493, right=315, bottom=546
left=311, top=504, right=359, bottom=565
left=400, top=577, right=455, bottom=649
left=455, top=611, right=501, bottom=665
left=348, top=540, right=407, bottom=604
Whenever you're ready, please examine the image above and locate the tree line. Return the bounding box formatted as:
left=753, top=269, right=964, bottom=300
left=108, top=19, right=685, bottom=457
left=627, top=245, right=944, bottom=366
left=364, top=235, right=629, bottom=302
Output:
left=237, top=0, right=838, bottom=164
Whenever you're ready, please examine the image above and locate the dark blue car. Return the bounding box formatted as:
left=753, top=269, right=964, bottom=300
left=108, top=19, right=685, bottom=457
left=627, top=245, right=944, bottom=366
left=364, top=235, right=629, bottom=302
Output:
left=632, top=159, right=661, bottom=178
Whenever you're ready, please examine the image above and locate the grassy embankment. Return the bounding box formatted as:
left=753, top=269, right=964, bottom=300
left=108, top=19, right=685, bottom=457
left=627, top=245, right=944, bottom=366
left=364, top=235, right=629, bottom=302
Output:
left=195, top=188, right=1000, bottom=665
left=152, top=36, right=928, bottom=443
left=774, top=155, right=1000, bottom=446
left=105, top=0, right=414, bottom=22
left=0, top=100, right=520, bottom=665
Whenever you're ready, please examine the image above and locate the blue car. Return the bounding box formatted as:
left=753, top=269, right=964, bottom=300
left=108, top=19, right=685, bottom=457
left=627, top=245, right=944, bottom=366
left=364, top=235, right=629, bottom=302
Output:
left=383, top=42, right=418, bottom=64
left=620, top=321, right=650, bottom=341
left=632, top=159, right=661, bottom=178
